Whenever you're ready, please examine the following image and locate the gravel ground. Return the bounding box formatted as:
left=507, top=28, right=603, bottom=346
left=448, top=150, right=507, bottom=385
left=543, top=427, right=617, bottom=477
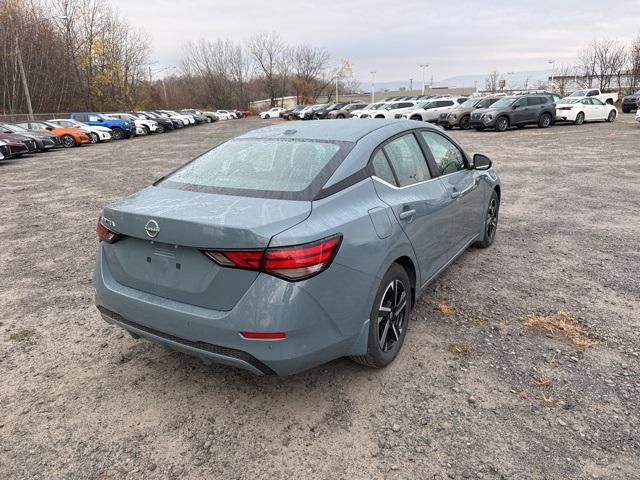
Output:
left=1, top=115, right=639, bottom=480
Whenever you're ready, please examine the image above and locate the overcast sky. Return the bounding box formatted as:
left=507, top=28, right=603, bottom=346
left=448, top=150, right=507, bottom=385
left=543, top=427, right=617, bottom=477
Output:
left=110, top=0, right=640, bottom=82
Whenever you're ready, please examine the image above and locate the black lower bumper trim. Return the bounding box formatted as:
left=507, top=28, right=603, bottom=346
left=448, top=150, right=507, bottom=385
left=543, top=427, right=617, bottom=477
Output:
left=97, top=306, right=275, bottom=375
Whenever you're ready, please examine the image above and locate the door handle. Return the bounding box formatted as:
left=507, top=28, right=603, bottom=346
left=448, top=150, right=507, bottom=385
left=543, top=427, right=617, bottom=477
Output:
left=451, top=182, right=477, bottom=199
left=399, top=209, right=416, bottom=220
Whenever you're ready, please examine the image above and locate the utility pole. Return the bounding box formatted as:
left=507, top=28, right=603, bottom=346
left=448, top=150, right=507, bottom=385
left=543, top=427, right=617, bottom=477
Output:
left=16, top=45, right=34, bottom=120
left=548, top=60, right=556, bottom=91
left=370, top=71, right=376, bottom=103
left=419, top=64, right=429, bottom=95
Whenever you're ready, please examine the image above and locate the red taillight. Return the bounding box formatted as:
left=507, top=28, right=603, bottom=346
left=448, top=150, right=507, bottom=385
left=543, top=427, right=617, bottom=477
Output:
left=240, top=331, right=286, bottom=340
left=97, top=217, right=122, bottom=243
left=558, top=106, right=573, bottom=110
left=201, top=234, right=342, bottom=281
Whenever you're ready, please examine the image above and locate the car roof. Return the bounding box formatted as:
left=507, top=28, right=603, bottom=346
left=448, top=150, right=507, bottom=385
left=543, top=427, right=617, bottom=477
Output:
left=237, top=119, right=437, bottom=143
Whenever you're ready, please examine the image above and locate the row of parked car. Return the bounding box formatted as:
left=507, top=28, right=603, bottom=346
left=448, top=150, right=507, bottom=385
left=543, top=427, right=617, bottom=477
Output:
left=260, top=89, right=640, bottom=133
left=0, top=108, right=250, bottom=161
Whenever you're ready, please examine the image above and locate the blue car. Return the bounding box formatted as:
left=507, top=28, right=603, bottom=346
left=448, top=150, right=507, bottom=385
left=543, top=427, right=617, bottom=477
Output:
left=70, top=112, right=134, bottom=140
left=94, top=120, right=500, bottom=375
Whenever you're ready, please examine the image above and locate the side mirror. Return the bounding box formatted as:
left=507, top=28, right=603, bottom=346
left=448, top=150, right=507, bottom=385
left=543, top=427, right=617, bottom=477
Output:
left=512, top=104, right=519, bottom=109
left=473, top=153, right=492, bottom=170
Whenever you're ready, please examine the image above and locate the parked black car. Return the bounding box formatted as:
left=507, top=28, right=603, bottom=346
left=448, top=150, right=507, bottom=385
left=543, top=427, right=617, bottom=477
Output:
left=0, top=123, right=58, bottom=152
left=470, top=94, right=556, bottom=131
left=313, top=103, right=348, bottom=119
left=621, top=90, right=640, bottom=113
left=279, top=105, right=305, bottom=120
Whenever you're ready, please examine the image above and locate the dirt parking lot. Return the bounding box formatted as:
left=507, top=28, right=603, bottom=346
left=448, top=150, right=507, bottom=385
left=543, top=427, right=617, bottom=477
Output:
left=1, top=115, right=639, bottom=480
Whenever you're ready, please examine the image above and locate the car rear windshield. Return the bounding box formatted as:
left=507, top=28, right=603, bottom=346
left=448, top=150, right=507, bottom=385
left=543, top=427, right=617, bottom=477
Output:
left=161, top=138, right=350, bottom=200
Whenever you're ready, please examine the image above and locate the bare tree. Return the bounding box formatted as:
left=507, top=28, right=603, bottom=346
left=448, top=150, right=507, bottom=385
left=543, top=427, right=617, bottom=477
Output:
left=247, top=32, right=289, bottom=107
left=289, top=44, right=330, bottom=103
left=578, top=39, right=627, bottom=91
left=554, top=63, right=575, bottom=97
left=485, top=70, right=500, bottom=92
left=630, top=33, right=640, bottom=93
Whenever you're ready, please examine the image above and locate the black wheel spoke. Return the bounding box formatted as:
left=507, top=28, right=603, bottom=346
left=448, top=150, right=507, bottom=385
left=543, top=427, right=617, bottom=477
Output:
left=377, top=279, right=407, bottom=352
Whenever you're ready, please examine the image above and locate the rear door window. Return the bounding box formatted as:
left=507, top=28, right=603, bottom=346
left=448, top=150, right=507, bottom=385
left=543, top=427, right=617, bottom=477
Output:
left=382, top=134, right=431, bottom=187
left=371, top=150, right=397, bottom=186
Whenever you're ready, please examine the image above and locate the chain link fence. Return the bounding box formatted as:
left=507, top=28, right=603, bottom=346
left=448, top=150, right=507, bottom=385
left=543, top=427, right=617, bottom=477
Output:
left=0, top=113, right=72, bottom=122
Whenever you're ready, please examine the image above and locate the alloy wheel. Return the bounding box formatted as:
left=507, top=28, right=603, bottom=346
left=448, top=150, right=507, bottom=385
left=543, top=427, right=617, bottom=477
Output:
left=61, top=135, right=75, bottom=148
left=377, top=280, right=407, bottom=353
left=89, top=133, right=99, bottom=144
left=486, top=197, right=498, bottom=240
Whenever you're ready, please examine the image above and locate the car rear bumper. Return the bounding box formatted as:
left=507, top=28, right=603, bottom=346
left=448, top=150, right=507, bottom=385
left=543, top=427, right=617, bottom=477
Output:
left=93, top=247, right=372, bottom=375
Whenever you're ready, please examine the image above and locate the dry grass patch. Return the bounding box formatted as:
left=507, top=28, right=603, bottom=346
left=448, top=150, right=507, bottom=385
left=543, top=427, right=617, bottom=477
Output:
left=524, top=310, right=595, bottom=348
left=9, top=330, right=35, bottom=342
left=534, top=377, right=553, bottom=388
left=449, top=343, right=472, bottom=355
left=436, top=302, right=456, bottom=317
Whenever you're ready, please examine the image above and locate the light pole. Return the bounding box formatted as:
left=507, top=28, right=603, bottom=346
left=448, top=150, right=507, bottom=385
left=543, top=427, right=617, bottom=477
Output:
left=548, top=60, right=556, bottom=91
left=370, top=71, right=376, bottom=103
left=333, top=74, right=340, bottom=102
left=419, top=64, right=429, bottom=95
left=150, top=66, right=177, bottom=107
left=409, top=78, right=413, bottom=92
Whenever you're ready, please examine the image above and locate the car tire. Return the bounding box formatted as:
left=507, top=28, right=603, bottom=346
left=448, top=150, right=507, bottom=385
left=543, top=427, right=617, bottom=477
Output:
left=410, top=115, right=422, bottom=121
left=351, top=263, right=412, bottom=369
left=574, top=112, right=585, bottom=125
left=89, top=132, right=99, bottom=144
left=495, top=116, right=509, bottom=132
left=336, top=114, right=345, bottom=119
left=622, top=107, right=630, bottom=113
left=459, top=115, right=471, bottom=130
left=606, top=110, right=617, bottom=122
left=111, top=127, right=124, bottom=140
left=143, top=126, right=151, bottom=136
left=265, top=114, right=270, bottom=119
left=156, top=124, right=165, bottom=134
left=538, top=113, right=552, bottom=128
left=474, top=190, right=500, bottom=248
left=60, top=134, right=76, bottom=148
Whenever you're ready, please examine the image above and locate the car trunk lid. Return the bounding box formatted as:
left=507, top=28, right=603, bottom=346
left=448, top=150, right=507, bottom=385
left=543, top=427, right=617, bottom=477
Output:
left=101, top=186, right=311, bottom=311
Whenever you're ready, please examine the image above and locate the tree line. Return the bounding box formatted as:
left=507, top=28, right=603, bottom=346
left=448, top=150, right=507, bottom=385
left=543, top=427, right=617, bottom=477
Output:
left=484, top=35, right=640, bottom=96
left=0, top=0, right=355, bottom=114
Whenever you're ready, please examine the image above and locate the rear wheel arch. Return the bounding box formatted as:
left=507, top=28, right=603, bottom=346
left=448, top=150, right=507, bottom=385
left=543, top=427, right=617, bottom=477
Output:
left=493, top=184, right=501, bottom=199
left=393, top=256, right=417, bottom=307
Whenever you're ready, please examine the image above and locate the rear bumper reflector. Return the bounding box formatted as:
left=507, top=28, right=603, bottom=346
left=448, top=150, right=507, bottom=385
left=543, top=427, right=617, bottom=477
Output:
left=240, top=332, right=286, bottom=340
left=96, top=306, right=276, bottom=375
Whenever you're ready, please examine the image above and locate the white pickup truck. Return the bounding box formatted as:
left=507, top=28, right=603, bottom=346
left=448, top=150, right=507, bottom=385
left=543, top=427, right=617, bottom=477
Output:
left=566, top=88, right=619, bottom=105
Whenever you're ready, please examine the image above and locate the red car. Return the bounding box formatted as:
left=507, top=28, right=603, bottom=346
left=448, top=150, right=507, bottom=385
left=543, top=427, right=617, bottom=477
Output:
left=240, top=110, right=251, bottom=117
left=0, top=132, right=35, bottom=156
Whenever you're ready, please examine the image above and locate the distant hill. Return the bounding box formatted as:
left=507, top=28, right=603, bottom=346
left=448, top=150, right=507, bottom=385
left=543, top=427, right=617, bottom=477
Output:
left=363, top=69, right=553, bottom=92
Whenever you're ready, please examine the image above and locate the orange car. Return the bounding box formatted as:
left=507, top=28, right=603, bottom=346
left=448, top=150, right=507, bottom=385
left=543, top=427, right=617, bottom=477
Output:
left=15, top=120, right=91, bottom=148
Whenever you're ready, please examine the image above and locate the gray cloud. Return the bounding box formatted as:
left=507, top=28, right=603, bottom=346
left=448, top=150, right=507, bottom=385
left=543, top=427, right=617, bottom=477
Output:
left=110, top=0, right=640, bottom=81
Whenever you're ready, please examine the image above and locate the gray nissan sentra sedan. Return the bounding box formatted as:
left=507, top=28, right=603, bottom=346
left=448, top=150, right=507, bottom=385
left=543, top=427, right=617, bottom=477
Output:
left=94, top=120, right=500, bottom=375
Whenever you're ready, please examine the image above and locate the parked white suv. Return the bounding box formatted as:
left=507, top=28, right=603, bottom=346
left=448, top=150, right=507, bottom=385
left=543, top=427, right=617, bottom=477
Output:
left=108, top=113, right=159, bottom=135
left=259, top=107, right=286, bottom=119
left=402, top=97, right=467, bottom=122
left=361, top=101, right=417, bottom=119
